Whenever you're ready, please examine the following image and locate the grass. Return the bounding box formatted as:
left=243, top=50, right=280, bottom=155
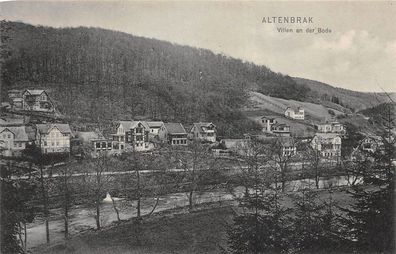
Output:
left=33, top=204, right=237, bottom=254
left=32, top=188, right=355, bottom=254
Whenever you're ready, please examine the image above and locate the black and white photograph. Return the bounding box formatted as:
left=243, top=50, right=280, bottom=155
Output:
left=0, top=1, right=395, bottom=253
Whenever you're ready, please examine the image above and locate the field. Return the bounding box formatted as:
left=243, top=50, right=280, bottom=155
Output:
left=32, top=204, right=236, bottom=254
left=32, top=188, right=354, bottom=254
left=248, top=91, right=345, bottom=121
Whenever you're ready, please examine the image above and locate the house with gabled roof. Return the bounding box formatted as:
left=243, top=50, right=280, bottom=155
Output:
left=0, top=126, right=30, bottom=156
left=260, top=116, right=291, bottom=137
left=315, top=121, right=346, bottom=135
left=111, top=120, right=153, bottom=151
left=22, top=89, right=54, bottom=112
left=190, top=122, right=217, bottom=143
left=311, top=133, right=341, bottom=159
left=35, top=123, right=72, bottom=154
left=285, top=106, right=305, bottom=120
left=158, top=123, right=188, bottom=145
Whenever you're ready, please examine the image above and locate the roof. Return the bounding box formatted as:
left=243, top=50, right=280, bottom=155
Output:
left=272, top=123, right=289, bottom=128
left=76, top=131, right=106, bottom=142
left=24, top=89, right=45, bottom=96
left=192, top=122, right=215, bottom=133
left=260, top=115, right=279, bottom=119
left=36, top=123, right=72, bottom=134
left=314, top=133, right=340, bottom=139
left=285, top=106, right=304, bottom=112
left=147, top=121, right=164, bottom=128
left=118, top=121, right=150, bottom=130
left=221, top=139, right=247, bottom=149
left=0, top=126, right=29, bottom=142
left=163, top=123, right=187, bottom=134
left=0, top=118, right=24, bottom=126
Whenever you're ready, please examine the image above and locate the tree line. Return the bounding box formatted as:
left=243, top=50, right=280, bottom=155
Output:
left=1, top=21, right=311, bottom=137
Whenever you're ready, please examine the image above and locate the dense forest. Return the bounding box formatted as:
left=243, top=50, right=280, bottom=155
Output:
left=1, top=21, right=310, bottom=136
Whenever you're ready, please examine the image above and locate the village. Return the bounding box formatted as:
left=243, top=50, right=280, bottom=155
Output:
left=1, top=88, right=381, bottom=164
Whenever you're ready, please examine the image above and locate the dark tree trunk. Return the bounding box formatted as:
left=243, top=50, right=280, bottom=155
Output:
left=39, top=165, right=50, bottom=243
left=96, top=200, right=101, bottom=230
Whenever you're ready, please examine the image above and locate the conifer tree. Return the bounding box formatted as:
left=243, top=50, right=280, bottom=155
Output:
left=341, top=102, right=395, bottom=253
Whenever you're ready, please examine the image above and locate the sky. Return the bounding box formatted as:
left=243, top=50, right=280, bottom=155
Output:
left=1, top=1, right=395, bottom=92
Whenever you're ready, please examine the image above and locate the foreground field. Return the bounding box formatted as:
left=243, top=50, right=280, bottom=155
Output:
left=32, top=187, right=354, bottom=254
left=33, top=204, right=236, bottom=254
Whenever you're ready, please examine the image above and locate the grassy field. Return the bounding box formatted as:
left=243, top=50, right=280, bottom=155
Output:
left=248, top=91, right=345, bottom=121
left=32, top=187, right=355, bottom=254
left=32, top=204, right=237, bottom=254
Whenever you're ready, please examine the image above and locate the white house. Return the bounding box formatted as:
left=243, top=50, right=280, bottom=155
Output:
left=147, top=121, right=164, bottom=135
left=190, top=122, right=217, bottom=143
left=285, top=107, right=305, bottom=120
left=35, top=124, right=72, bottom=154
left=0, top=126, right=29, bottom=156
left=316, top=121, right=345, bottom=134
left=310, top=133, right=342, bottom=158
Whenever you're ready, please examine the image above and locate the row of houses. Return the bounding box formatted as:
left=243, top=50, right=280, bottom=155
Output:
left=0, top=117, right=218, bottom=157
left=259, top=106, right=346, bottom=160
left=0, top=118, right=72, bottom=157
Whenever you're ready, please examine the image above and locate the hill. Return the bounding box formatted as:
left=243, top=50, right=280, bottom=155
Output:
left=247, top=91, right=345, bottom=121
left=293, top=77, right=395, bottom=112
left=1, top=21, right=311, bottom=137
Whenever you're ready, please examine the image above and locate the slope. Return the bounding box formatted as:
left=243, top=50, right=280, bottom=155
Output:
left=1, top=21, right=311, bottom=137
left=294, top=77, right=395, bottom=112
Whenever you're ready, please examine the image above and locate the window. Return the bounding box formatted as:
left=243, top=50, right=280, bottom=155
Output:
left=7, top=134, right=11, bottom=139
left=44, top=141, right=47, bottom=146
left=51, top=142, right=54, bottom=147
left=18, top=143, right=22, bottom=148
left=56, top=142, right=59, bottom=146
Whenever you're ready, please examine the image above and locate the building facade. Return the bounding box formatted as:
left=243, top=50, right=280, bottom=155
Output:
left=316, top=121, right=345, bottom=134
left=190, top=122, right=217, bottom=143
left=0, top=126, right=29, bottom=156
left=158, top=123, right=188, bottom=145
left=285, top=107, right=305, bottom=120
left=111, top=121, right=152, bottom=152
left=22, top=90, right=54, bottom=112
left=310, top=133, right=342, bottom=159
left=36, top=124, right=72, bottom=154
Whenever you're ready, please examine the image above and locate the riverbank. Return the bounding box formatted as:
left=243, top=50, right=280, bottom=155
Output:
left=32, top=202, right=237, bottom=254
left=30, top=185, right=355, bottom=253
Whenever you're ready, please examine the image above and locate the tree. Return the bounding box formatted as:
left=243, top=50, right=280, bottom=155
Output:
left=228, top=186, right=291, bottom=254
left=0, top=158, right=38, bottom=253
left=269, top=137, right=297, bottom=192
left=83, top=152, right=113, bottom=230
left=341, top=101, right=395, bottom=253
left=291, top=189, right=344, bottom=254
left=171, top=140, right=217, bottom=210
left=301, top=143, right=324, bottom=189
left=228, top=137, right=291, bottom=254
left=57, top=160, right=75, bottom=238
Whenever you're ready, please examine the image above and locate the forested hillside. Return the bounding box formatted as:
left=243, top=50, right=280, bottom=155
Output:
left=1, top=21, right=310, bottom=137
left=294, top=77, right=395, bottom=112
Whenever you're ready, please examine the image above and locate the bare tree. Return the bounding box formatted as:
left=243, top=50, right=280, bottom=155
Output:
left=58, top=160, right=75, bottom=238
left=171, top=140, right=217, bottom=210
left=84, top=152, right=113, bottom=230
left=269, top=137, right=297, bottom=192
